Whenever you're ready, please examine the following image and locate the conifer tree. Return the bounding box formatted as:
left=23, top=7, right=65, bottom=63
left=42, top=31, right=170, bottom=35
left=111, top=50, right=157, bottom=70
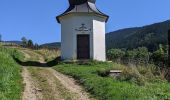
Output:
left=0, top=34, right=2, bottom=42
left=168, top=30, right=170, bottom=65
left=21, top=37, right=27, bottom=47
left=167, top=30, right=170, bottom=81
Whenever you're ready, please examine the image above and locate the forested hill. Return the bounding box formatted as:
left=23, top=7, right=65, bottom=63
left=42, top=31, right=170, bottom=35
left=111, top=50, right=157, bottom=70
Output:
left=40, top=42, right=61, bottom=48
left=106, top=20, right=170, bottom=51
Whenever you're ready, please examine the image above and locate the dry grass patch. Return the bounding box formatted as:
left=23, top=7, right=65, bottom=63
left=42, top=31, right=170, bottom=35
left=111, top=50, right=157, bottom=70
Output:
left=35, top=49, right=60, bottom=62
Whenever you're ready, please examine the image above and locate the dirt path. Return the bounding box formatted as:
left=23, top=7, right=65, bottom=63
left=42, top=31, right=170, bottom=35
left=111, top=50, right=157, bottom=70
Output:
left=48, top=68, right=91, bottom=100
left=22, top=67, right=36, bottom=100
left=21, top=50, right=43, bottom=100
left=22, top=67, right=43, bottom=100
left=20, top=49, right=92, bottom=100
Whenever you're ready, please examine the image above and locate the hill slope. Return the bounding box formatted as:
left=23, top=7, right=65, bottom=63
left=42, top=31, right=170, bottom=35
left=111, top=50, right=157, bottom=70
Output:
left=106, top=20, right=170, bottom=51
left=2, top=41, right=22, bottom=45
left=40, top=42, right=61, bottom=49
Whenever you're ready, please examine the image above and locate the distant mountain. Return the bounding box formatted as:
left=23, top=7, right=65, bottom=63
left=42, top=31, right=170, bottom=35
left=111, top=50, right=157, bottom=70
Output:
left=106, top=20, right=170, bottom=51
left=3, top=41, right=22, bottom=45
left=1, top=41, right=61, bottom=49
left=40, top=42, right=61, bottom=49
left=2, top=20, right=170, bottom=51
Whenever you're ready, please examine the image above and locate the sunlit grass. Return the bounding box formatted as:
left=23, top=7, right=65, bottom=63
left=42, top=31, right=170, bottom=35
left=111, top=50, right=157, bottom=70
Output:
left=54, top=62, right=170, bottom=100
left=0, top=47, right=23, bottom=100
left=35, top=48, right=60, bottom=62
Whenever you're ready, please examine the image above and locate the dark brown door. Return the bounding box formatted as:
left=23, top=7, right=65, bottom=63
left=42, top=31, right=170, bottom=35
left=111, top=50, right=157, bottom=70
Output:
left=77, top=34, right=90, bottom=59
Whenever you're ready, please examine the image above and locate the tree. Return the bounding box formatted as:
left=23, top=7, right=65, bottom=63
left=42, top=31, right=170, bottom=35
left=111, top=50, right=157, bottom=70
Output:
left=27, top=40, right=33, bottom=48
left=34, top=43, right=39, bottom=50
left=135, top=47, right=149, bottom=61
left=168, top=30, right=170, bottom=64
left=124, top=47, right=150, bottom=65
left=151, top=45, right=168, bottom=67
left=124, top=50, right=137, bottom=63
left=167, top=30, right=170, bottom=81
left=21, top=37, right=27, bottom=47
left=107, top=49, right=125, bottom=62
left=0, top=34, right=2, bottom=42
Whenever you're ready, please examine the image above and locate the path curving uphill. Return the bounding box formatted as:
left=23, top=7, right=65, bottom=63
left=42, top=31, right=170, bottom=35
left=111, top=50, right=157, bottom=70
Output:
left=20, top=48, right=91, bottom=100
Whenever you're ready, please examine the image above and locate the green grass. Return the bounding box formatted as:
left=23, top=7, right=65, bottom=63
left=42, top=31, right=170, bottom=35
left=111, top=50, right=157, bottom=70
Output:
left=0, top=47, right=23, bottom=100
left=54, top=62, right=170, bottom=100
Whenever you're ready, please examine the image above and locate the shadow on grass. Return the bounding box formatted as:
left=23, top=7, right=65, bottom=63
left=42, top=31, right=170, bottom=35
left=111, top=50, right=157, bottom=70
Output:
left=13, top=56, right=61, bottom=67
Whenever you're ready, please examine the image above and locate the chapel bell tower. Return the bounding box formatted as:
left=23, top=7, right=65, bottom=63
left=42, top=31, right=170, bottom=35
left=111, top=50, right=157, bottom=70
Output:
left=56, top=0, right=109, bottom=61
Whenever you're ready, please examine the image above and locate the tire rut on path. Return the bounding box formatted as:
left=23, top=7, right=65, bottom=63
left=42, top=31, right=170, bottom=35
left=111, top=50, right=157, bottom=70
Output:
left=20, top=49, right=92, bottom=100
left=21, top=50, right=43, bottom=100
left=48, top=68, right=91, bottom=100
left=22, top=67, right=43, bottom=100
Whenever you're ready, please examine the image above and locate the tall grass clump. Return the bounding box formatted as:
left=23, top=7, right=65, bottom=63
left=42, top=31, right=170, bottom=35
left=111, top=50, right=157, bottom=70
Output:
left=0, top=47, right=23, bottom=100
left=54, top=62, right=170, bottom=100
left=35, top=48, right=60, bottom=62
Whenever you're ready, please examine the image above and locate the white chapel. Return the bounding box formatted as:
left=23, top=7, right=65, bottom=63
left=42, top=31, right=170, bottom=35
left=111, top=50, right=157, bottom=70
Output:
left=56, top=0, right=109, bottom=61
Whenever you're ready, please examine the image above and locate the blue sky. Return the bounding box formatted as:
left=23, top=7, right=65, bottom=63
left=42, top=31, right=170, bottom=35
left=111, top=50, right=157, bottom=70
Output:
left=0, top=0, right=170, bottom=44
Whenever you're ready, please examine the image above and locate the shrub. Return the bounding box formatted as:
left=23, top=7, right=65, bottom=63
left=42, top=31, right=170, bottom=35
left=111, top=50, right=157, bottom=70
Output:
left=97, top=68, right=111, bottom=77
left=151, top=46, right=168, bottom=67
left=117, top=66, right=146, bottom=86
left=135, top=47, right=149, bottom=60
left=125, top=50, right=137, bottom=59
left=107, top=47, right=150, bottom=65
left=107, top=49, right=125, bottom=62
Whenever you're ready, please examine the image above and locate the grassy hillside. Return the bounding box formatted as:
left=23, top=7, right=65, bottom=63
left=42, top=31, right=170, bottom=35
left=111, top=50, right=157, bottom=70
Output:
left=40, top=42, right=61, bottom=49
left=35, top=48, right=60, bottom=62
left=0, top=46, right=23, bottom=100
left=4, top=41, right=22, bottom=45
left=54, top=62, right=170, bottom=100
left=106, top=20, right=170, bottom=51
left=31, top=20, right=170, bottom=51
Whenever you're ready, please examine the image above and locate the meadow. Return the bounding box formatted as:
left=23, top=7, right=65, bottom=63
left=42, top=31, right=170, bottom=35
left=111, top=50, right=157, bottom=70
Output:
left=35, top=48, right=60, bottom=62
left=1, top=43, right=170, bottom=100
left=0, top=46, right=23, bottom=100
left=54, top=61, right=170, bottom=100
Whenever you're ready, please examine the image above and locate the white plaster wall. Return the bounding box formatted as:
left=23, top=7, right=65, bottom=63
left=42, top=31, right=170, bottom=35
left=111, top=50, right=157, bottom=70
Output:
left=71, top=14, right=93, bottom=59
left=59, top=13, right=106, bottom=61
left=93, top=18, right=106, bottom=61
left=60, top=16, right=74, bottom=60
